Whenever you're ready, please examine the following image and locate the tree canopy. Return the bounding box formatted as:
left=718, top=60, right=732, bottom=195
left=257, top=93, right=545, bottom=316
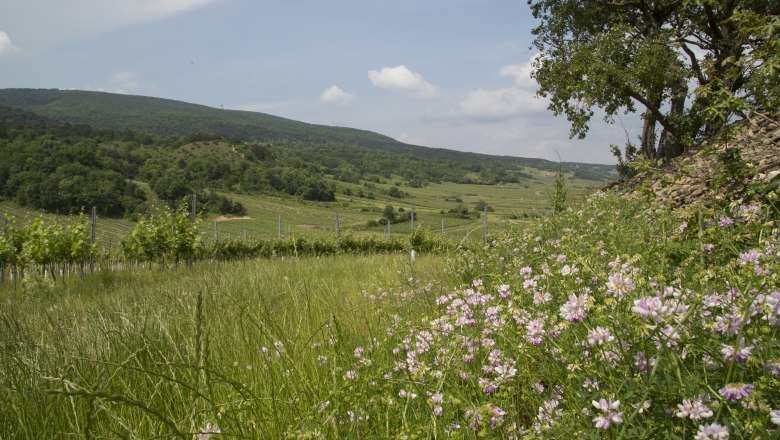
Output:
left=529, top=0, right=780, bottom=165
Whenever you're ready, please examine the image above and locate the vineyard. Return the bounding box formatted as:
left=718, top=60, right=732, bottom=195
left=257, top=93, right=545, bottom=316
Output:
left=0, top=202, right=463, bottom=287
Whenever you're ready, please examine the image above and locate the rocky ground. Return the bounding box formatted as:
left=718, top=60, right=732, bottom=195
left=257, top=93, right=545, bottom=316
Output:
left=611, top=113, right=780, bottom=208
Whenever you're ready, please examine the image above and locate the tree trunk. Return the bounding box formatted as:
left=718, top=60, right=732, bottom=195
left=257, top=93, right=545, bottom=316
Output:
left=659, top=78, right=688, bottom=161
left=640, top=111, right=658, bottom=159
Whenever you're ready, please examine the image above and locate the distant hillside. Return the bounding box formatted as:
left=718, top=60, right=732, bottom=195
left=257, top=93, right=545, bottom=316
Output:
left=0, top=88, right=616, bottom=181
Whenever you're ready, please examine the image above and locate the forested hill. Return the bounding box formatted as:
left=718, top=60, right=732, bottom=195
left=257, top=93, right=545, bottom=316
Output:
left=0, top=88, right=614, bottom=179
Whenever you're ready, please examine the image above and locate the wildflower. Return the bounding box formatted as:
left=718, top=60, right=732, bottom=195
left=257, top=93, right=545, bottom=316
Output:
left=591, top=398, right=622, bottom=429
left=491, top=406, right=506, bottom=428
left=583, top=378, right=600, bottom=391
left=634, top=351, right=655, bottom=372
left=498, top=284, right=512, bottom=298
left=714, top=313, right=743, bottom=336
left=764, top=359, right=780, bottom=376
left=737, top=249, right=761, bottom=265
left=632, top=296, right=666, bottom=322
left=676, top=398, right=713, bottom=420
left=197, top=422, right=220, bottom=440
left=560, top=292, right=589, bottom=322
left=479, top=377, right=498, bottom=394
left=632, top=400, right=652, bottom=414
left=533, top=290, right=552, bottom=304
left=770, top=410, right=780, bottom=426
left=432, top=393, right=443, bottom=404
left=587, top=327, right=614, bottom=346
left=526, top=319, right=545, bottom=346
left=434, top=406, right=443, bottom=417
left=694, top=422, right=729, bottom=440
left=561, top=264, right=578, bottom=276
left=534, top=397, right=562, bottom=433
left=718, top=216, right=734, bottom=227
left=606, top=272, right=634, bottom=298
left=720, top=340, right=754, bottom=363
left=345, top=370, right=357, bottom=380
left=719, top=383, right=754, bottom=401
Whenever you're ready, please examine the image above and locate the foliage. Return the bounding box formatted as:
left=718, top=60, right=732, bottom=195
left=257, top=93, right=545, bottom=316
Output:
left=0, top=128, right=147, bottom=217
left=121, top=204, right=201, bottom=267
left=0, top=214, right=96, bottom=279
left=530, top=0, right=780, bottom=162
left=551, top=163, right=567, bottom=213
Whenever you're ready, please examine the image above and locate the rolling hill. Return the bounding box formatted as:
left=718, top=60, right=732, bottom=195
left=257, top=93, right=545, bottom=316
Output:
left=0, top=88, right=615, bottom=180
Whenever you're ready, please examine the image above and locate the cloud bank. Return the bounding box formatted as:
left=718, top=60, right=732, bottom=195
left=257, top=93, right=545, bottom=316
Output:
left=1, top=0, right=219, bottom=54
left=368, top=65, right=438, bottom=98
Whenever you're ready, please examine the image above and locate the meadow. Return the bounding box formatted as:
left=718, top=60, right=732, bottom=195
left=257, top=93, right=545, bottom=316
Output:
left=2, top=185, right=777, bottom=438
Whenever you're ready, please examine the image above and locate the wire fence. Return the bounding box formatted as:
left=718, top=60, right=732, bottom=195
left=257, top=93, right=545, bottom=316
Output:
left=0, top=193, right=565, bottom=288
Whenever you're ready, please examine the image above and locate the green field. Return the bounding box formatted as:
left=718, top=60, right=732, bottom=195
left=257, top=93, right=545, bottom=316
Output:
left=0, top=254, right=450, bottom=438
left=3, top=189, right=778, bottom=438
left=1, top=168, right=601, bottom=250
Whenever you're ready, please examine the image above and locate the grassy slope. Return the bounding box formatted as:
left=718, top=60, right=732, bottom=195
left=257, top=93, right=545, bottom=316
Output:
left=0, top=166, right=600, bottom=249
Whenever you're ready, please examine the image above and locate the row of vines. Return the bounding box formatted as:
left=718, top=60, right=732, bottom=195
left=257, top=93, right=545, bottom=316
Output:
left=0, top=214, right=96, bottom=281
left=1, top=206, right=457, bottom=284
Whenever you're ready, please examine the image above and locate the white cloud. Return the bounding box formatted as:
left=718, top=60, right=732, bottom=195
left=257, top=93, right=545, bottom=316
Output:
left=368, top=65, right=438, bottom=98
left=0, top=31, right=20, bottom=55
left=458, top=87, right=535, bottom=120
left=320, top=85, right=356, bottom=105
left=1, top=0, right=219, bottom=54
left=395, top=132, right=428, bottom=146
left=456, top=56, right=545, bottom=121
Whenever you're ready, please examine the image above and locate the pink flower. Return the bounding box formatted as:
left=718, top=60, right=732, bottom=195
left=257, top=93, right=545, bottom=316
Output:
left=560, top=292, right=589, bottom=322
left=676, top=398, right=713, bottom=420
left=587, top=327, right=614, bottom=346
left=632, top=296, right=666, bottom=322
left=719, top=383, right=754, bottom=401
left=694, top=422, right=729, bottom=439
left=591, top=398, right=622, bottom=429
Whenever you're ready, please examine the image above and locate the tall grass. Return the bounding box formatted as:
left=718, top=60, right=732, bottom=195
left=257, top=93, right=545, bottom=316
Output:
left=0, top=254, right=450, bottom=438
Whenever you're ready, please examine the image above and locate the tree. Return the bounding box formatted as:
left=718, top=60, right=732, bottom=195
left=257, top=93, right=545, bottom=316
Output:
left=529, top=0, right=780, bottom=163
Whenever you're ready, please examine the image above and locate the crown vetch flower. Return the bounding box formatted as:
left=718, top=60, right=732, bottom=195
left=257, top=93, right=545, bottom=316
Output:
left=719, top=383, right=754, bottom=401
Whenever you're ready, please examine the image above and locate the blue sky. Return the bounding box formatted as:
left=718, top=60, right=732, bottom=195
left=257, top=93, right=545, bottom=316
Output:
left=0, top=0, right=633, bottom=164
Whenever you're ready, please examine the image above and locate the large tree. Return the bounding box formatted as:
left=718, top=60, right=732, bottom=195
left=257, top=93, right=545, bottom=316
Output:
left=529, top=0, right=780, bottom=164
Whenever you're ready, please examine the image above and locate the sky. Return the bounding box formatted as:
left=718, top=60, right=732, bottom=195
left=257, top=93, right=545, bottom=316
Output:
left=0, top=0, right=636, bottom=164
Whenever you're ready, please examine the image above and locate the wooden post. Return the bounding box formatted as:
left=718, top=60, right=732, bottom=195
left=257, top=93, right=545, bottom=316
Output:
left=91, top=206, right=97, bottom=274
left=1, top=219, right=6, bottom=286
left=441, top=217, right=444, bottom=234
left=278, top=215, right=282, bottom=239
left=335, top=211, right=340, bottom=237
left=410, top=207, right=415, bottom=232
left=484, top=205, right=488, bottom=247
left=191, top=194, right=197, bottom=224
left=213, top=221, right=218, bottom=241
left=189, top=194, right=196, bottom=268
